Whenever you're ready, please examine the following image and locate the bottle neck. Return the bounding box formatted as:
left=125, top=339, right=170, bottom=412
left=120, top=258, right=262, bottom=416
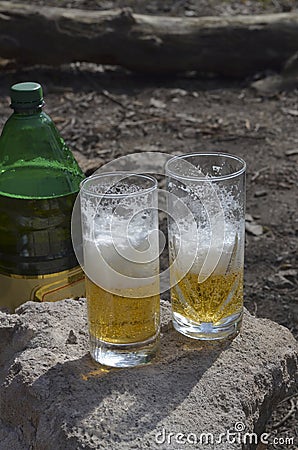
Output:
left=12, top=106, right=43, bottom=116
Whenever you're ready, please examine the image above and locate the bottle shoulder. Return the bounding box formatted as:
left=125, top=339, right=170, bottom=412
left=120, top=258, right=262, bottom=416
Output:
left=0, top=110, right=85, bottom=198
left=3, top=109, right=53, bottom=126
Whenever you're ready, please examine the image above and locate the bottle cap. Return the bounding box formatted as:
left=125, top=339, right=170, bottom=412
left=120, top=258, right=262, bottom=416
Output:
left=10, top=82, right=44, bottom=109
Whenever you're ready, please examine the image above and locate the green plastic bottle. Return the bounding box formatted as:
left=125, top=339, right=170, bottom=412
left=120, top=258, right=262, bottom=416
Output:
left=0, top=82, right=85, bottom=311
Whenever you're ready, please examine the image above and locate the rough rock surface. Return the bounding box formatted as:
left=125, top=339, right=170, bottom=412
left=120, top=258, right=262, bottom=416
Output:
left=0, top=299, right=297, bottom=450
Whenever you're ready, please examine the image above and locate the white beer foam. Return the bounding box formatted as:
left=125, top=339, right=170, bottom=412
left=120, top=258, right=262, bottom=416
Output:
left=171, top=221, right=243, bottom=278
left=83, top=227, right=159, bottom=291
left=82, top=204, right=159, bottom=290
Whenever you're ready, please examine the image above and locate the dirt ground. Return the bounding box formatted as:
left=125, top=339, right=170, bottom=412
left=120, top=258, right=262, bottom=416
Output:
left=1, top=0, right=297, bottom=448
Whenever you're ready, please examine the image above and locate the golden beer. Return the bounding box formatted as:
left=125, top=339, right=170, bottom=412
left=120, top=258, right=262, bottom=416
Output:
left=86, top=277, right=160, bottom=345
left=166, top=152, right=246, bottom=339
left=171, top=269, right=243, bottom=325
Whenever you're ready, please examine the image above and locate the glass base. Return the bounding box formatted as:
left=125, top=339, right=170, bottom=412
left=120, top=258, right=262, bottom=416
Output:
left=89, top=334, right=160, bottom=368
left=172, top=311, right=243, bottom=340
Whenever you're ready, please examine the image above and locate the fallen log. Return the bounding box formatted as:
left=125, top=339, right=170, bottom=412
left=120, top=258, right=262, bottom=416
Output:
left=0, top=2, right=298, bottom=76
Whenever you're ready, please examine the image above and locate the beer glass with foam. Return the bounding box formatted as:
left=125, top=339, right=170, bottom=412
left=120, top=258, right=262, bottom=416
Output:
left=80, top=173, right=160, bottom=367
left=166, top=153, right=246, bottom=340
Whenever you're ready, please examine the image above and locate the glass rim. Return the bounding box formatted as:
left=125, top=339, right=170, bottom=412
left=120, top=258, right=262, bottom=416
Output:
left=80, top=172, right=158, bottom=198
left=165, top=152, right=246, bottom=182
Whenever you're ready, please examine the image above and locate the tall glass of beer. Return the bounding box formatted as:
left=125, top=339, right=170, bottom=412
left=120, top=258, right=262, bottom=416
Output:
left=80, top=173, right=160, bottom=367
left=166, top=153, right=246, bottom=340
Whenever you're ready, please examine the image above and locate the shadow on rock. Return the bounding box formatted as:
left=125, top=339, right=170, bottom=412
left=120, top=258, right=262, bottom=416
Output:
left=33, top=327, right=228, bottom=445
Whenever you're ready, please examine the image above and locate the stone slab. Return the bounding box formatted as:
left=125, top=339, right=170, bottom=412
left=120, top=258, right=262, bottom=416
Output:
left=0, top=299, right=297, bottom=450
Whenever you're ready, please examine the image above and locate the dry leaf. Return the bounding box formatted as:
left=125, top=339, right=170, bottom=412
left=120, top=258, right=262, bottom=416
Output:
left=282, top=108, right=298, bottom=116
left=150, top=98, right=166, bottom=109
left=245, top=222, right=263, bottom=236
left=285, top=149, right=298, bottom=156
